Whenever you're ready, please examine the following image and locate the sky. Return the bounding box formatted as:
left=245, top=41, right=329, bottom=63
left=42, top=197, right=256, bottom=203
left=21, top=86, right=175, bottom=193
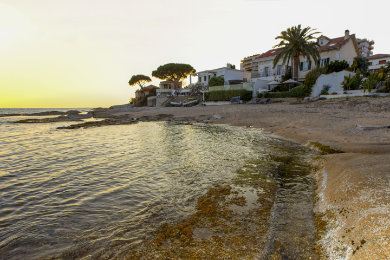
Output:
left=1, top=0, right=389, bottom=108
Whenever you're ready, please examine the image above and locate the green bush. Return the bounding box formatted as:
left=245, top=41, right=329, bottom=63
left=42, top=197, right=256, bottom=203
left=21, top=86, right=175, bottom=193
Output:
left=362, top=73, right=380, bottom=93
left=324, top=60, right=350, bottom=74
left=289, top=85, right=307, bottom=97
left=263, top=91, right=290, bottom=98
left=303, top=67, right=324, bottom=96
left=208, top=76, right=225, bottom=87
left=260, top=85, right=308, bottom=99
left=320, top=85, right=330, bottom=95
left=342, top=73, right=363, bottom=91
left=273, top=84, right=290, bottom=92
left=207, top=89, right=252, bottom=101
left=351, top=56, right=369, bottom=75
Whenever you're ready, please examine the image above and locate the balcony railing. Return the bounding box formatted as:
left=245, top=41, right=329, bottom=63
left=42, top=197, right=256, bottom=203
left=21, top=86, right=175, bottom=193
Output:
left=256, top=69, right=286, bottom=78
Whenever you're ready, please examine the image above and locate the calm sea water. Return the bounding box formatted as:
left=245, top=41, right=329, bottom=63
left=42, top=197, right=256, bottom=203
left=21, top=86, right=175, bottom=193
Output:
left=0, top=108, right=318, bottom=259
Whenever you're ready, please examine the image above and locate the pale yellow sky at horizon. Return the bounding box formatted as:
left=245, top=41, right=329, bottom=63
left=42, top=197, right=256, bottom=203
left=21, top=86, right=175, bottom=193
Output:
left=1, top=0, right=389, bottom=108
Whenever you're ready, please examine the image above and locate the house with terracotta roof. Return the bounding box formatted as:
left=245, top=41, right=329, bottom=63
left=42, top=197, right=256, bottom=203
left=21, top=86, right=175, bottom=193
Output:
left=299, top=30, right=360, bottom=80
left=135, top=85, right=158, bottom=99
left=367, top=54, right=390, bottom=72
left=251, top=30, right=360, bottom=84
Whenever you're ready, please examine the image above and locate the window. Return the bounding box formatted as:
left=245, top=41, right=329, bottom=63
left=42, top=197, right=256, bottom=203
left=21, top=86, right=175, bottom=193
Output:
left=300, top=61, right=311, bottom=71
left=264, top=67, right=269, bottom=76
left=208, top=75, right=211, bottom=80
left=276, top=65, right=283, bottom=75
left=379, top=60, right=387, bottom=65
left=320, top=58, right=330, bottom=67
left=369, top=62, right=373, bottom=66
left=204, top=76, right=207, bottom=82
left=199, top=77, right=202, bottom=82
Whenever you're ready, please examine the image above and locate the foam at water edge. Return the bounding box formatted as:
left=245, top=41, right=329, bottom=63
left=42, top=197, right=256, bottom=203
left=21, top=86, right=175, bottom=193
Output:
left=316, top=168, right=351, bottom=260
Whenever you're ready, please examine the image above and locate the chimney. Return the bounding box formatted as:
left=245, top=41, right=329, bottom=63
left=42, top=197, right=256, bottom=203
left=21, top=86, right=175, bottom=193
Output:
left=344, top=30, right=350, bottom=39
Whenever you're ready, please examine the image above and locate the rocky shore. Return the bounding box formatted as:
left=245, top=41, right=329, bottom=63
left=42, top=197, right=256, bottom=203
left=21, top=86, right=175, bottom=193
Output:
left=9, top=97, right=390, bottom=259
left=100, top=98, right=390, bottom=259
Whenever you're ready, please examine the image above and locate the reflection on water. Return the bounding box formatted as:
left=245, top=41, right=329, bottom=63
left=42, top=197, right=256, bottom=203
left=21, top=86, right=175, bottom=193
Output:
left=0, top=112, right=318, bottom=259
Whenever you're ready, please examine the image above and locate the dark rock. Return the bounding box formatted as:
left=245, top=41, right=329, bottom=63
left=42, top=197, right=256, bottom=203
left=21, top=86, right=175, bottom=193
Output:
left=15, top=118, right=82, bottom=123
left=66, top=110, right=81, bottom=115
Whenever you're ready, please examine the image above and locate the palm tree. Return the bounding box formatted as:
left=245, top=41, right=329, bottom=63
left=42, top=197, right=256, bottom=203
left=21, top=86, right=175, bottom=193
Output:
left=273, top=25, right=320, bottom=81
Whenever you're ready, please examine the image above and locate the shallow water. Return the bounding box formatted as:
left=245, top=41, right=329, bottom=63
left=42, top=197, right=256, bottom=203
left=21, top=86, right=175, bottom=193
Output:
left=0, top=109, right=319, bottom=259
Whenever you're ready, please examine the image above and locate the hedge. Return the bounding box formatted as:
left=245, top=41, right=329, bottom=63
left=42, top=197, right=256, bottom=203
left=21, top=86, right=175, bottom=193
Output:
left=260, top=85, right=307, bottom=98
left=206, top=89, right=252, bottom=101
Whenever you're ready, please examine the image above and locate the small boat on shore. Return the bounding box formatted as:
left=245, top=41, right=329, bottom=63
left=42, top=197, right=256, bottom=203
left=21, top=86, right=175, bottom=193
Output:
left=170, top=101, right=183, bottom=107
left=183, top=100, right=199, bottom=107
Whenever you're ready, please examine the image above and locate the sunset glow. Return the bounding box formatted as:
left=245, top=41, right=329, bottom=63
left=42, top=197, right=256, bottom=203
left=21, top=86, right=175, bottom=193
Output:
left=1, top=0, right=389, bottom=108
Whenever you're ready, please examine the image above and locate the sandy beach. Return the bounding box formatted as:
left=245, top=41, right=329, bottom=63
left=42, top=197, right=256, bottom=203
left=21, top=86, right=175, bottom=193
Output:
left=108, top=97, right=390, bottom=259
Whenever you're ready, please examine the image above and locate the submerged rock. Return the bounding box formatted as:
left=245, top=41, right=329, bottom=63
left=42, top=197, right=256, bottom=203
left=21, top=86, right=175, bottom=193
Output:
left=0, top=111, right=67, bottom=117
left=15, top=118, right=83, bottom=123
left=57, top=118, right=138, bottom=129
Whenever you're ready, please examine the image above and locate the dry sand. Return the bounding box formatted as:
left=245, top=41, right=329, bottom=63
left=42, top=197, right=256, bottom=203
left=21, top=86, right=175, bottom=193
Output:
left=112, top=97, right=390, bottom=259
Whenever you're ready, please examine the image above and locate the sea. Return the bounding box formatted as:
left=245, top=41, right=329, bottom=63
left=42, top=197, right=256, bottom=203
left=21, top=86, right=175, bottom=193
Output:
left=0, top=108, right=319, bottom=259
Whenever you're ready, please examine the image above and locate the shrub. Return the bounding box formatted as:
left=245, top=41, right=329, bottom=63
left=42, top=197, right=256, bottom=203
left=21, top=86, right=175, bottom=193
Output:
left=273, top=84, right=290, bottom=92
left=303, top=67, right=324, bottom=96
left=324, top=60, right=349, bottom=74
left=342, top=73, right=363, bottom=91
left=208, top=76, right=225, bottom=87
left=289, top=85, right=307, bottom=98
left=262, top=86, right=306, bottom=98
left=351, top=56, right=369, bottom=75
left=263, top=91, right=291, bottom=98
left=362, top=73, right=380, bottom=93
left=384, top=78, right=390, bottom=93
left=207, top=89, right=253, bottom=101
left=134, top=96, right=147, bottom=107
left=320, top=85, right=330, bottom=95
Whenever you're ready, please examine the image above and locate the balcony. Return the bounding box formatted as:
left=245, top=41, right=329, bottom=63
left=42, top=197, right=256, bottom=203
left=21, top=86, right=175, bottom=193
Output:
left=258, top=68, right=286, bottom=78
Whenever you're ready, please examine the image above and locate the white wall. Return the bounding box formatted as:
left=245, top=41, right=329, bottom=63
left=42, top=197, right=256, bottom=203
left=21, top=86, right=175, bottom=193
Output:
left=252, top=79, right=269, bottom=95
left=221, top=69, right=244, bottom=84
left=257, top=58, right=287, bottom=81
left=311, top=70, right=355, bottom=97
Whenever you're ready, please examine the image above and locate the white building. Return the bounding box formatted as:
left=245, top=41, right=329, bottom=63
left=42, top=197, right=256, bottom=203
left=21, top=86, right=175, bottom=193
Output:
left=357, top=38, right=375, bottom=57
left=252, top=30, right=360, bottom=84
left=192, top=64, right=244, bottom=87
left=368, top=54, right=390, bottom=72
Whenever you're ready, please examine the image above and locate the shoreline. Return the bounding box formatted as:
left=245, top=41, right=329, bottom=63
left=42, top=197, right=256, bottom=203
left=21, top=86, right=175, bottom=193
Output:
left=104, top=97, right=390, bottom=259
left=7, top=97, right=390, bottom=258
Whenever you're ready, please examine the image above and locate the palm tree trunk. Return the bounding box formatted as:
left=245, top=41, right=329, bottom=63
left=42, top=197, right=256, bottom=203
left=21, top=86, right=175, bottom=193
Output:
left=293, top=56, right=299, bottom=81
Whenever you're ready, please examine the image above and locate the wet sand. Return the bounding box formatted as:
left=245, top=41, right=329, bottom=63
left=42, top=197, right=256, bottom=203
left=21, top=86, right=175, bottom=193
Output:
left=110, top=97, right=390, bottom=259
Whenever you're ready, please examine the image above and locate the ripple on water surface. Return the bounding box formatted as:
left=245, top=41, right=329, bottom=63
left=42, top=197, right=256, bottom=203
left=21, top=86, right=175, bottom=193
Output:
left=0, top=118, right=318, bottom=259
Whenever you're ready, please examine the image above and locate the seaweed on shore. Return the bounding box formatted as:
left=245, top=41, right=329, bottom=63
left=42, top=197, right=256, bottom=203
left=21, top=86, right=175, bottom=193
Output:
left=127, top=160, right=278, bottom=259
left=310, top=142, right=344, bottom=155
